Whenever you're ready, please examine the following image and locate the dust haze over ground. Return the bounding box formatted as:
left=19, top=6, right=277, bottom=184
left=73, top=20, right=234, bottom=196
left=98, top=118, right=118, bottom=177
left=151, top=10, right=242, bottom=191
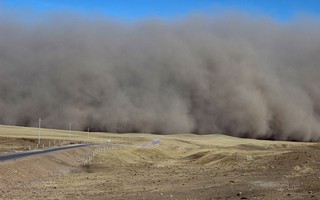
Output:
left=1, top=11, right=320, bottom=141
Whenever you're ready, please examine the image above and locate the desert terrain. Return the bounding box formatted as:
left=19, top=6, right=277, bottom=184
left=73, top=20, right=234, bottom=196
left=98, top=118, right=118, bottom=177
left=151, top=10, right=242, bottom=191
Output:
left=0, top=125, right=319, bottom=200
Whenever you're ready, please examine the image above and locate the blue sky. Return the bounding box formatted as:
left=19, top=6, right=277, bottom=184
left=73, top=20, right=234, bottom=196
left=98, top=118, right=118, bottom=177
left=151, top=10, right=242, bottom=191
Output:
left=2, top=0, right=320, bottom=21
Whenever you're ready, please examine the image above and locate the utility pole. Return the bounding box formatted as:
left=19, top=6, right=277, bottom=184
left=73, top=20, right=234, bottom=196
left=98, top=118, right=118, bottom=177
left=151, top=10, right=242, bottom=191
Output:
left=38, top=118, right=41, bottom=144
left=69, top=123, right=72, bottom=141
left=87, top=127, right=90, bottom=139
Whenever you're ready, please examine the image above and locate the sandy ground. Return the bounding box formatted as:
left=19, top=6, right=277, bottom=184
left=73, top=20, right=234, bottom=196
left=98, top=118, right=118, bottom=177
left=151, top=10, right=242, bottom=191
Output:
left=0, top=127, right=320, bottom=199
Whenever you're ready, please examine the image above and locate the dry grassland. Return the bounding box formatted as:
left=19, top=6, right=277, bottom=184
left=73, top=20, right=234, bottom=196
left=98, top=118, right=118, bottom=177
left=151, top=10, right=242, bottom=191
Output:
left=0, top=125, right=320, bottom=199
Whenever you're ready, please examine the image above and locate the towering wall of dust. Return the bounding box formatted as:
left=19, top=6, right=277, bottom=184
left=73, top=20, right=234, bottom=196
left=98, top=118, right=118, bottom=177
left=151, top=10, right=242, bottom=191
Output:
left=1, top=13, right=320, bottom=141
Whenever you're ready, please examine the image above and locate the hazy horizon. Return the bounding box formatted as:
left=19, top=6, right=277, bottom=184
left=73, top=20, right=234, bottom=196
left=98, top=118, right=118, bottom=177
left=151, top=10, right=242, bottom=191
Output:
left=1, top=2, right=320, bottom=141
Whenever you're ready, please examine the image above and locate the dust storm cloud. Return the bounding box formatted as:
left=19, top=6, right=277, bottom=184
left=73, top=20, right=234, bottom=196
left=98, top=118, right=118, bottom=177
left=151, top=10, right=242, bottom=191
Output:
left=1, top=13, right=320, bottom=141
